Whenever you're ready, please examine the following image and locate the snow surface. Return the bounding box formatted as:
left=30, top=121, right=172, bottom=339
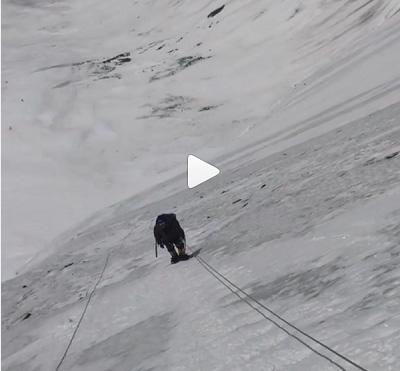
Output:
left=2, top=0, right=400, bottom=370
left=3, top=0, right=400, bottom=279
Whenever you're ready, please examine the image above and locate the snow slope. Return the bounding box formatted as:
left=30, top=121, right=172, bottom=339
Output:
left=3, top=0, right=400, bottom=279
left=2, top=0, right=400, bottom=370
left=3, top=102, right=400, bottom=370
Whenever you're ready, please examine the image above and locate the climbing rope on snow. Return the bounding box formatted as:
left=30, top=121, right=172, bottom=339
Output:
left=55, top=252, right=111, bottom=371
left=191, top=251, right=369, bottom=371
left=55, top=228, right=134, bottom=371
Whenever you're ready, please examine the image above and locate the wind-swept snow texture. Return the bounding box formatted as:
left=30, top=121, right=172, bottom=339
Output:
left=2, top=0, right=400, bottom=370
left=3, top=0, right=400, bottom=279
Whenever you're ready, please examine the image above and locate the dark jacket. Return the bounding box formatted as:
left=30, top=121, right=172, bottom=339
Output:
left=154, top=214, right=185, bottom=247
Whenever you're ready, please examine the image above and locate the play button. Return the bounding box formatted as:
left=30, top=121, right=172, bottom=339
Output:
left=187, top=155, right=220, bottom=189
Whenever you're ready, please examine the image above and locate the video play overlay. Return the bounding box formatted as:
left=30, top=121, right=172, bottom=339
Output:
left=187, top=155, right=219, bottom=189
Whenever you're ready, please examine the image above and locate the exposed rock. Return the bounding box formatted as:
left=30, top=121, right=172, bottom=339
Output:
left=208, top=5, right=225, bottom=18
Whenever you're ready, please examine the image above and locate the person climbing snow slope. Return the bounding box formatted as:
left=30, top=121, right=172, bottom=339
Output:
left=154, top=214, right=189, bottom=264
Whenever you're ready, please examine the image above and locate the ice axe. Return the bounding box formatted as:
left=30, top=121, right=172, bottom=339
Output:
left=155, top=241, right=158, bottom=258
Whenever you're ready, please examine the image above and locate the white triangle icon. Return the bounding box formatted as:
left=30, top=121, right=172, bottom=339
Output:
left=187, top=155, right=220, bottom=189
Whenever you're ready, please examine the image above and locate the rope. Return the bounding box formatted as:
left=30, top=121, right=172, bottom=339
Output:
left=54, top=233, right=369, bottom=370
left=55, top=228, right=133, bottom=371
left=193, top=253, right=369, bottom=371
left=196, top=257, right=345, bottom=370
left=55, top=253, right=111, bottom=371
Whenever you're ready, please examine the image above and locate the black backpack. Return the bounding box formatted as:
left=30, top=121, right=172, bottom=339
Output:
left=154, top=214, right=185, bottom=243
left=156, top=213, right=177, bottom=227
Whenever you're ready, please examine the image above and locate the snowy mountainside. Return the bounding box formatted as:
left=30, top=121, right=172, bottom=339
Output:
left=2, top=104, right=400, bottom=370
left=2, top=0, right=400, bottom=370
left=3, top=0, right=400, bottom=279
